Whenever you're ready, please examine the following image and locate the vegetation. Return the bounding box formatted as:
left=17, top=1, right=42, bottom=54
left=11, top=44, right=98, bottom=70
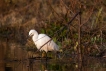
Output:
left=0, top=0, right=106, bottom=58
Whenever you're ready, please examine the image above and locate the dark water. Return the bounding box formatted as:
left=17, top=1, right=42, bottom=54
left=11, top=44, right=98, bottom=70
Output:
left=0, top=40, right=106, bottom=71
left=3, top=57, right=106, bottom=71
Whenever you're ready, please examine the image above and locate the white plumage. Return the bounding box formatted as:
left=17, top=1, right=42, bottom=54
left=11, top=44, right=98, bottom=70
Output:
left=29, top=29, right=59, bottom=53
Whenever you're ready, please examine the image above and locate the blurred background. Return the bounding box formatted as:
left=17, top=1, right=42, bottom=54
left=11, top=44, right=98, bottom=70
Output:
left=0, top=0, right=106, bottom=71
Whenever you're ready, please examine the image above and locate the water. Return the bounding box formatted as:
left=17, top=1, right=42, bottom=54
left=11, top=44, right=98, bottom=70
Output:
left=0, top=40, right=106, bottom=71
left=3, top=58, right=106, bottom=71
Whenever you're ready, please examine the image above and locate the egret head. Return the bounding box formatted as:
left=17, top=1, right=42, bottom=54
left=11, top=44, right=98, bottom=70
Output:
left=29, top=29, right=38, bottom=37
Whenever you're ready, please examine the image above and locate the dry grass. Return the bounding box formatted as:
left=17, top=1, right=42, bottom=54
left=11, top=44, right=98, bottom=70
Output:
left=0, top=0, right=106, bottom=56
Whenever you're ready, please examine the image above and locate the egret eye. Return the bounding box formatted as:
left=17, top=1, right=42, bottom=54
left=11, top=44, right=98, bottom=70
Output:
left=31, top=33, right=33, bottom=36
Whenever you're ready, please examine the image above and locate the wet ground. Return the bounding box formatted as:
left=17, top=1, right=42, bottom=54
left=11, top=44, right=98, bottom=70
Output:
left=0, top=40, right=106, bottom=71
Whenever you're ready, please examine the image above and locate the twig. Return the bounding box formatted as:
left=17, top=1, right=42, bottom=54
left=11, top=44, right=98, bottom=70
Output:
left=37, top=39, right=52, bottom=52
left=35, top=11, right=81, bottom=52
left=80, top=7, right=94, bottom=27
left=47, top=0, right=63, bottom=20
left=78, top=3, right=82, bottom=62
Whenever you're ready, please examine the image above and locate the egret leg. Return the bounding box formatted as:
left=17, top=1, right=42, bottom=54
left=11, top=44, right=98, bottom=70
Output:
left=42, top=51, right=45, bottom=58
left=41, top=51, right=45, bottom=61
left=55, top=51, right=60, bottom=59
left=46, top=52, right=48, bottom=61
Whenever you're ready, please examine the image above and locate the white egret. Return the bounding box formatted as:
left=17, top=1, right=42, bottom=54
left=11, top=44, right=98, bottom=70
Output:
left=29, top=29, right=59, bottom=58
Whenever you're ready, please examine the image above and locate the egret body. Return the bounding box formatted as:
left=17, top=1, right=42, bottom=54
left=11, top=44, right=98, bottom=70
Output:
left=29, top=29, right=59, bottom=54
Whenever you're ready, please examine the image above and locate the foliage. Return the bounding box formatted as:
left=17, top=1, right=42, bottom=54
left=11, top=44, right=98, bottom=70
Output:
left=0, top=0, right=106, bottom=57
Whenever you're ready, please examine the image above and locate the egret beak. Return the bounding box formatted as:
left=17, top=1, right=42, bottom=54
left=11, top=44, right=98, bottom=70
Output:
left=27, top=35, right=31, bottom=41
left=29, top=33, right=33, bottom=37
